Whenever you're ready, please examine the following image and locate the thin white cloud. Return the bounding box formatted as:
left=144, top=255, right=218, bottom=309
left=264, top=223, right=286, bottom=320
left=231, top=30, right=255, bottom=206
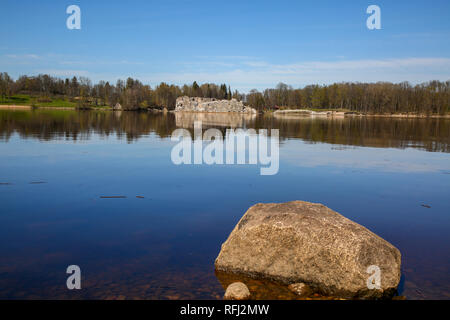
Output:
left=271, top=58, right=450, bottom=72
left=5, top=54, right=40, bottom=59
left=143, top=57, right=450, bottom=90
left=2, top=54, right=449, bottom=91
left=2, top=53, right=143, bottom=66
left=242, top=61, right=270, bottom=67
left=35, top=69, right=91, bottom=77
left=58, top=59, right=144, bottom=66
left=194, top=55, right=258, bottom=61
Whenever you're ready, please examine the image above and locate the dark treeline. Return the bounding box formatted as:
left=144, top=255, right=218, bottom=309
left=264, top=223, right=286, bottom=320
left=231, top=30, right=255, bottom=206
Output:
left=247, top=82, right=449, bottom=114
left=0, top=72, right=448, bottom=114
left=0, top=72, right=237, bottom=110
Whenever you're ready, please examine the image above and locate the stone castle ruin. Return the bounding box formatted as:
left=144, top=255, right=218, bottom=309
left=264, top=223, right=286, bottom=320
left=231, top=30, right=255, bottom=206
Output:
left=175, top=96, right=257, bottom=113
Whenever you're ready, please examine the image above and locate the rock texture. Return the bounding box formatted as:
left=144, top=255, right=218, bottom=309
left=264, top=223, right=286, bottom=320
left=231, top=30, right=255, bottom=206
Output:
left=215, top=201, right=401, bottom=298
left=175, top=96, right=256, bottom=113
left=224, top=282, right=251, bottom=300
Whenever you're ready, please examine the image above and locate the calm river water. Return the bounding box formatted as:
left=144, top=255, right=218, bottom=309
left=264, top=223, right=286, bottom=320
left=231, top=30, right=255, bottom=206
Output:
left=0, top=109, right=449, bottom=299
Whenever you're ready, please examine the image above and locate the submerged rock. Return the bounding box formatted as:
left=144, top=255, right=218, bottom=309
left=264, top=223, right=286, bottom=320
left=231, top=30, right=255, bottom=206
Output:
left=215, top=201, right=401, bottom=298
left=224, top=282, right=251, bottom=300
left=288, top=283, right=312, bottom=297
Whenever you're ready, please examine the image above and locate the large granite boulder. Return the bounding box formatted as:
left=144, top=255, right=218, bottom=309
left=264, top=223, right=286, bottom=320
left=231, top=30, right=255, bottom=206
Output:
left=175, top=96, right=256, bottom=113
left=215, top=201, right=401, bottom=298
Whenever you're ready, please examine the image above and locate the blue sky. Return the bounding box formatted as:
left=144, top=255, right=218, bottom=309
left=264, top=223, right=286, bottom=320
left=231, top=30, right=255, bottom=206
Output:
left=1, top=0, right=449, bottom=91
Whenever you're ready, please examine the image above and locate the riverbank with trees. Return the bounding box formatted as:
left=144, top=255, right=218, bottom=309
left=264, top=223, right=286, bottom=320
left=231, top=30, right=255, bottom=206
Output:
left=0, top=72, right=448, bottom=115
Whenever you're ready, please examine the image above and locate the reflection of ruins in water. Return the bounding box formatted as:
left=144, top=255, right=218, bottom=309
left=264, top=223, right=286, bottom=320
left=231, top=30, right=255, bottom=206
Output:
left=0, top=109, right=449, bottom=152
left=174, top=112, right=257, bottom=129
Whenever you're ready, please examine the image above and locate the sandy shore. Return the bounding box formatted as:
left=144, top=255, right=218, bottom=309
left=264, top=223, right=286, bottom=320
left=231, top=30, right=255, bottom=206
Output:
left=0, top=105, right=32, bottom=109
left=272, top=109, right=450, bottom=119
left=350, top=113, right=450, bottom=119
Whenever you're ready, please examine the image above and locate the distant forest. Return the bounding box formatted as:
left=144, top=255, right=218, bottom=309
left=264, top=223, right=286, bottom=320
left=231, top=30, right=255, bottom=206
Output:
left=0, top=72, right=448, bottom=114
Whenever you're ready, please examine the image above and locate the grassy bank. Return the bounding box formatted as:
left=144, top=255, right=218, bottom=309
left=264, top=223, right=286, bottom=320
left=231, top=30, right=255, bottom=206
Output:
left=0, top=94, right=109, bottom=109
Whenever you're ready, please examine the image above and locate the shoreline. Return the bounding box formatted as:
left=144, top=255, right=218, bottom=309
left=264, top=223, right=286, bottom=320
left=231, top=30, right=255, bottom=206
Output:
left=1, top=104, right=449, bottom=118
left=273, top=112, right=450, bottom=119
left=0, top=105, right=33, bottom=110
left=272, top=109, right=450, bottom=118
left=353, top=113, right=450, bottom=119
left=0, top=105, right=105, bottom=111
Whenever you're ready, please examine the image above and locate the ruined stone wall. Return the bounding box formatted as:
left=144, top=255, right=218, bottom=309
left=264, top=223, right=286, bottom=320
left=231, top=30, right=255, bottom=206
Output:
left=175, top=96, right=256, bottom=113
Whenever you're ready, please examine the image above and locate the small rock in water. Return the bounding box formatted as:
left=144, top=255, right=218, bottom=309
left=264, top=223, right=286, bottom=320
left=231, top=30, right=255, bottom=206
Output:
left=136, top=196, right=145, bottom=199
left=288, top=283, right=312, bottom=297
left=421, top=204, right=431, bottom=208
left=224, top=282, right=251, bottom=300
left=100, top=196, right=127, bottom=199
